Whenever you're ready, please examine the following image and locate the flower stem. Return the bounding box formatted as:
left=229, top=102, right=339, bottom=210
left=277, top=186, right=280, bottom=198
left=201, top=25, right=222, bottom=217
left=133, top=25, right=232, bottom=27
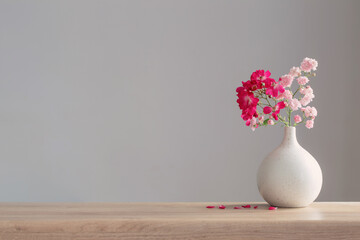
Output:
left=292, top=87, right=300, bottom=98
left=288, top=108, right=292, bottom=126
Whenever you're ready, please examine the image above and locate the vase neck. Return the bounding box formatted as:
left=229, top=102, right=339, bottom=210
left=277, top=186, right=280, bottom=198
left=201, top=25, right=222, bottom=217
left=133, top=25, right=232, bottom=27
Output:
left=281, top=127, right=299, bottom=146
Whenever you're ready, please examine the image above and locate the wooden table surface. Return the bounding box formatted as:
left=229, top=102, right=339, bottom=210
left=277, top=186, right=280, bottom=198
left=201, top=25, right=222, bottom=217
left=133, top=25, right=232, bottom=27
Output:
left=0, top=202, right=359, bottom=240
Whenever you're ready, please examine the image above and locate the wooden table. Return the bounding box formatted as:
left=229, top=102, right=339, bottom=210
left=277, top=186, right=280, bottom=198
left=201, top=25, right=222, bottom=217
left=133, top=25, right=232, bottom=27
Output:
left=0, top=202, right=359, bottom=239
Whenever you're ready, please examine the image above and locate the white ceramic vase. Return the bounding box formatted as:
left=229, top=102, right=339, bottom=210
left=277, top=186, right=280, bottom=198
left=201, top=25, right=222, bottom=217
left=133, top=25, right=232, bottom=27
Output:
left=257, top=126, right=322, bottom=207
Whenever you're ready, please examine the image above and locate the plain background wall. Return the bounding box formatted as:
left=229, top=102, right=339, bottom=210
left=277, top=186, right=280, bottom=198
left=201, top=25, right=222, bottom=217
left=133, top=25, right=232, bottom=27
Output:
left=0, top=0, right=359, bottom=202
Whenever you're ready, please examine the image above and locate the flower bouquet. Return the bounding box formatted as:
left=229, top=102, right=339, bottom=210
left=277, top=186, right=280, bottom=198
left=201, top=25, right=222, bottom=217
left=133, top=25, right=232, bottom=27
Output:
left=236, top=57, right=318, bottom=131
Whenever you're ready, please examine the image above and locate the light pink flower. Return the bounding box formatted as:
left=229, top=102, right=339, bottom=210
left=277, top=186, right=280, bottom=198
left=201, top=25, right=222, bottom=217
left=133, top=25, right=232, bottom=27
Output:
left=302, top=106, right=318, bottom=118
left=300, top=57, right=318, bottom=72
left=268, top=119, right=275, bottom=125
left=258, top=115, right=265, bottom=124
left=279, top=74, right=294, bottom=88
left=289, top=67, right=301, bottom=77
left=250, top=117, right=257, bottom=131
left=288, top=98, right=301, bottom=111
left=299, top=86, right=313, bottom=95
left=277, top=89, right=293, bottom=100
left=284, top=90, right=293, bottom=100
left=305, top=119, right=314, bottom=129
left=300, top=93, right=314, bottom=106
left=294, top=115, right=302, bottom=123
left=297, top=76, right=309, bottom=85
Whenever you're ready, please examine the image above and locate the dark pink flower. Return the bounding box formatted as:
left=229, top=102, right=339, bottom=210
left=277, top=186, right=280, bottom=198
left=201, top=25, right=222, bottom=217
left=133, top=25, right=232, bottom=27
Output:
left=263, top=106, right=272, bottom=114
left=266, top=83, right=285, bottom=98
left=242, top=80, right=262, bottom=92
left=271, top=101, right=286, bottom=120
left=237, top=87, right=259, bottom=121
left=251, top=70, right=271, bottom=81
left=274, top=101, right=286, bottom=113
left=272, top=112, right=279, bottom=121
left=241, top=107, right=257, bottom=121
left=237, top=88, right=259, bottom=111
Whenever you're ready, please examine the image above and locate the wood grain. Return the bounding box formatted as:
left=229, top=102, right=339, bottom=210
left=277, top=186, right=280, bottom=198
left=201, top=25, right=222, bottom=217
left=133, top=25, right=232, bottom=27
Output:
left=0, top=202, right=359, bottom=240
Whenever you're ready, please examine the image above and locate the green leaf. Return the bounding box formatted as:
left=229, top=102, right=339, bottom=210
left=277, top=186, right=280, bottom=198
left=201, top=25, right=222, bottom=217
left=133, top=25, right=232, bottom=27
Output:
left=263, top=119, right=269, bottom=126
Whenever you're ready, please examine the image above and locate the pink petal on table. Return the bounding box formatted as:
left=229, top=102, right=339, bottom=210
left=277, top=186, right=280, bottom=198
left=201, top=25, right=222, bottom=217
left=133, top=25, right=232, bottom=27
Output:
left=268, top=206, right=277, bottom=210
left=234, top=206, right=241, bottom=209
left=254, top=206, right=258, bottom=209
left=206, top=206, right=215, bottom=208
left=242, top=205, right=251, bottom=208
left=218, top=205, right=226, bottom=209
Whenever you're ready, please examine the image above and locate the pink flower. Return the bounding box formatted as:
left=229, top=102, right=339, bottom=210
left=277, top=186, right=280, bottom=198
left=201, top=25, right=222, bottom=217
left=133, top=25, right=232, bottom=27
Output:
left=302, top=106, right=318, bottom=118
left=299, top=86, right=313, bottom=95
left=242, top=70, right=274, bottom=92
left=251, top=70, right=271, bottom=81
left=283, top=90, right=293, bottom=100
left=277, top=89, right=292, bottom=100
left=297, top=76, right=309, bottom=85
left=288, top=98, right=301, bottom=111
left=246, top=117, right=258, bottom=131
left=266, top=83, right=285, bottom=98
left=236, top=88, right=258, bottom=110
left=250, top=117, right=257, bottom=125
left=289, top=67, right=301, bottom=77
left=258, top=115, right=265, bottom=124
left=300, top=94, right=314, bottom=106
left=249, top=117, right=258, bottom=131
left=305, top=119, right=314, bottom=129
left=263, top=106, right=272, bottom=114
left=279, top=75, right=294, bottom=88
left=271, top=101, right=286, bottom=120
left=242, top=70, right=269, bottom=91
left=298, top=86, right=315, bottom=106
left=276, top=101, right=286, bottom=110
left=294, top=115, right=302, bottom=123
left=268, top=119, right=274, bottom=125
left=236, top=87, right=259, bottom=120
left=300, top=57, right=318, bottom=72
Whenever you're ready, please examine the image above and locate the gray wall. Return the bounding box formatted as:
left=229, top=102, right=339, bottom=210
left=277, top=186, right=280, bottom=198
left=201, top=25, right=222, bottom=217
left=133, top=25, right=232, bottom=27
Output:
left=0, top=0, right=359, bottom=202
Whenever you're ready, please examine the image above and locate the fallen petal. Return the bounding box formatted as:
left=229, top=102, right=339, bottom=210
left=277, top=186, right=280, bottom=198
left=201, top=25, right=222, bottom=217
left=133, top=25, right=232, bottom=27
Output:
left=234, top=206, right=241, bottom=209
left=242, top=205, right=251, bottom=208
left=206, top=206, right=215, bottom=208
left=254, top=206, right=258, bottom=209
left=218, top=205, right=226, bottom=209
left=268, top=206, right=277, bottom=210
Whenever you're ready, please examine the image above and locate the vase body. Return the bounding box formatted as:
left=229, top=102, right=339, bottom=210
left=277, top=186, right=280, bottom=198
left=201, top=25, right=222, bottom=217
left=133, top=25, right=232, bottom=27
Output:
left=257, top=127, right=322, bottom=207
